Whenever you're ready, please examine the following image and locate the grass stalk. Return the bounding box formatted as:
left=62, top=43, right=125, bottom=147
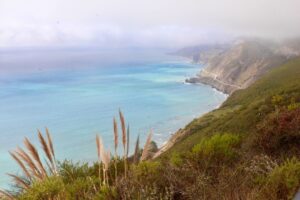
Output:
left=96, top=134, right=102, bottom=187
left=119, top=109, right=127, bottom=178
left=141, top=131, right=152, bottom=161
left=133, top=135, right=140, bottom=164
left=113, top=118, right=118, bottom=183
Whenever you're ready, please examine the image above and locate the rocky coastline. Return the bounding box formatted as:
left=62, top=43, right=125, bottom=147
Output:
left=185, top=74, right=240, bottom=94
left=181, top=38, right=300, bottom=94
left=154, top=38, right=300, bottom=158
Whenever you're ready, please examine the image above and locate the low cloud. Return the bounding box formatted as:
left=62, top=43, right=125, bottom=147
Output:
left=0, top=0, right=299, bottom=48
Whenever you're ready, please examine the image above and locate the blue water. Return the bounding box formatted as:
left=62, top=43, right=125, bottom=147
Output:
left=0, top=48, right=226, bottom=188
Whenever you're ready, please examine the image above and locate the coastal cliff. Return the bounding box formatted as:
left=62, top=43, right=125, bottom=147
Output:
left=175, top=39, right=300, bottom=94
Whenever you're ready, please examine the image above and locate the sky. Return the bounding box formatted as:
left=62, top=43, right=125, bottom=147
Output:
left=0, top=0, right=300, bottom=48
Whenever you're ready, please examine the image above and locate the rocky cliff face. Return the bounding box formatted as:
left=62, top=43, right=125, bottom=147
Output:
left=175, top=39, right=300, bottom=94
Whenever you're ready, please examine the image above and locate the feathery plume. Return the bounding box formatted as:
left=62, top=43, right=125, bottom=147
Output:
left=133, top=135, right=140, bottom=164
left=95, top=134, right=102, bottom=187
left=45, top=160, right=54, bottom=175
left=113, top=118, right=118, bottom=153
left=103, top=150, right=111, bottom=171
left=16, top=147, right=41, bottom=179
left=44, top=128, right=57, bottom=174
left=45, top=127, right=55, bottom=158
left=23, top=138, right=47, bottom=176
left=9, top=152, right=31, bottom=179
left=141, top=131, right=153, bottom=161
left=96, top=134, right=101, bottom=160
left=119, top=109, right=126, bottom=152
left=38, top=130, right=53, bottom=164
left=126, top=125, right=130, bottom=157
left=0, top=189, right=14, bottom=200
left=113, top=118, right=119, bottom=182
left=7, top=174, right=29, bottom=189
left=99, top=137, right=110, bottom=169
left=119, top=110, right=128, bottom=178
left=97, top=135, right=111, bottom=185
left=98, top=136, right=105, bottom=163
left=99, top=136, right=110, bottom=169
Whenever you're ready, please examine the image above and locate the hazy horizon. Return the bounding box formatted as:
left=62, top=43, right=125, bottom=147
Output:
left=1, top=0, right=300, bottom=49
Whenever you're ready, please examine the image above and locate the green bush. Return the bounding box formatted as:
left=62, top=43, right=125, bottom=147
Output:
left=192, top=133, right=241, bottom=162
left=65, top=177, right=99, bottom=199
left=117, top=162, right=170, bottom=199
left=170, top=152, right=183, bottom=167
left=18, top=176, right=67, bottom=200
left=93, top=185, right=117, bottom=200
left=131, top=161, right=160, bottom=179
left=263, top=158, right=300, bottom=200
left=58, top=160, right=97, bottom=183
left=287, top=97, right=300, bottom=111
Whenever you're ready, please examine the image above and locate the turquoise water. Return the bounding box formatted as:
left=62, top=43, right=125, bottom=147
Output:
left=0, top=48, right=226, bottom=188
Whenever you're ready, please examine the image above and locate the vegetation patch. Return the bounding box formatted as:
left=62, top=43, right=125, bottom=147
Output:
left=192, top=133, right=241, bottom=162
left=256, top=108, right=300, bottom=154
left=260, top=158, right=300, bottom=200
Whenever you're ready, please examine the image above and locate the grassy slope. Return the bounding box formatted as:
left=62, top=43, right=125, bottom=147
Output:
left=162, top=57, right=300, bottom=156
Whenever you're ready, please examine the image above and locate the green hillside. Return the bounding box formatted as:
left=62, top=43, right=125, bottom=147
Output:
left=1, top=58, right=300, bottom=200
left=165, top=57, right=300, bottom=155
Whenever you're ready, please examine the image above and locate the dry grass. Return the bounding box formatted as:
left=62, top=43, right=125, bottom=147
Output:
left=141, top=131, right=153, bottom=161
left=15, top=147, right=41, bottom=179
left=113, top=117, right=118, bottom=153
left=113, top=117, right=119, bottom=182
left=6, top=174, right=29, bottom=190
left=126, top=125, right=130, bottom=158
left=0, top=190, right=14, bottom=200
left=119, top=110, right=128, bottom=178
left=96, top=134, right=101, bottom=161
left=119, top=110, right=127, bottom=152
left=96, top=134, right=111, bottom=185
left=23, top=137, right=47, bottom=176
left=45, top=127, right=55, bottom=159
left=133, top=135, right=140, bottom=164
left=1, top=129, right=57, bottom=199
left=38, top=131, right=52, bottom=165
left=9, top=151, right=31, bottom=180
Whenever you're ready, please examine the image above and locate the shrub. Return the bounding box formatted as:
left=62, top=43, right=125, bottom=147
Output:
left=287, top=97, right=300, bottom=111
left=117, top=162, right=172, bottom=199
left=258, top=104, right=273, bottom=116
left=65, top=177, right=99, bottom=199
left=245, top=154, right=278, bottom=185
left=262, top=158, right=300, bottom=200
left=93, top=185, right=118, bottom=200
left=18, top=176, right=67, bottom=200
left=131, top=161, right=160, bottom=180
left=58, top=161, right=96, bottom=183
left=271, top=94, right=284, bottom=107
left=170, top=152, right=183, bottom=167
left=287, top=102, right=300, bottom=111
left=256, top=108, right=300, bottom=153
left=192, top=133, right=241, bottom=162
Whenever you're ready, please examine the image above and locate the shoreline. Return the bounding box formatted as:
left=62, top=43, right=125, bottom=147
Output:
left=153, top=93, right=227, bottom=159
left=153, top=61, right=229, bottom=159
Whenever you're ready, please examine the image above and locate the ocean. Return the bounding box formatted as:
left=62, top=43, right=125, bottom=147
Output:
left=0, top=48, right=227, bottom=188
